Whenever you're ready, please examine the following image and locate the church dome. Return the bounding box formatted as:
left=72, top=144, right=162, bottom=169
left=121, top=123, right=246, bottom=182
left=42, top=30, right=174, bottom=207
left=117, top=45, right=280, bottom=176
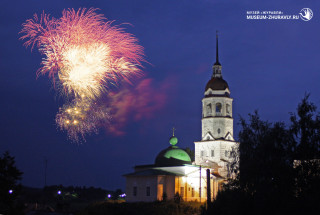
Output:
left=205, top=77, right=229, bottom=91
left=155, top=135, right=192, bottom=167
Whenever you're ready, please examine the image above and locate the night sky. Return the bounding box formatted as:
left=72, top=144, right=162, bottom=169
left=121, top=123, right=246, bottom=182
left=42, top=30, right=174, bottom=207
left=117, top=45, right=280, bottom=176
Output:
left=1, top=0, right=319, bottom=191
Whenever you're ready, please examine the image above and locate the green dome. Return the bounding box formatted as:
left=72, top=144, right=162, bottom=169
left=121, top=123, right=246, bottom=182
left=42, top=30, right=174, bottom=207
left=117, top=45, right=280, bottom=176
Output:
left=164, top=147, right=190, bottom=161
left=155, top=146, right=192, bottom=167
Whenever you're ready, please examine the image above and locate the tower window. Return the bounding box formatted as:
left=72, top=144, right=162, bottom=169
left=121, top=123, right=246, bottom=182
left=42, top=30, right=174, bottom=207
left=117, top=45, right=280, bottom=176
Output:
left=216, top=103, right=222, bottom=113
left=201, top=151, right=204, bottom=157
left=207, top=103, right=212, bottom=115
left=218, top=128, right=221, bottom=134
left=226, top=104, right=230, bottom=114
left=211, top=150, right=214, bottom=157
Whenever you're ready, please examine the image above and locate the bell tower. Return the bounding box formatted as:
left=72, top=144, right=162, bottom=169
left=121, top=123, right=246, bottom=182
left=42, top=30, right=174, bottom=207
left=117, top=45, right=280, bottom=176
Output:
left=194, top=33, right=237, bottom=177
left=201, top=32, right=233, bottom=141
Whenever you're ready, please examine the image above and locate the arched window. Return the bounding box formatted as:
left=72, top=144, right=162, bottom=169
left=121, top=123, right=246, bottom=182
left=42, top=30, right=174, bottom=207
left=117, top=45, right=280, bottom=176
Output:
left=226, top=104, right=230, bottom=114
left=206, top=103, right=212, bottom=115
left=216, top=103, right=222, bottom=113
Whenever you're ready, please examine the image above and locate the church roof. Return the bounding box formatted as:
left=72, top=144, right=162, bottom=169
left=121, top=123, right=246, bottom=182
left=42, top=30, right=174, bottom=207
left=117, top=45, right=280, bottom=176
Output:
left=155, top=146, right=192, bottom=167
left=205, top=77, right=229, bottom=91
left=124, top=168, right=185, bottom=177
left=154, top=134, right=192, bottom=167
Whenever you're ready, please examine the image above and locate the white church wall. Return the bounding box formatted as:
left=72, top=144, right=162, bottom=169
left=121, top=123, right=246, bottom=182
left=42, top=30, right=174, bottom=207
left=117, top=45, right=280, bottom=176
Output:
left=201, top=117, right=233, bottom=139
left=194, top=140, right=237, bottom=178
left=125, top=176, right=159, bottom=202
left=163, top=175, right=176, bottom=200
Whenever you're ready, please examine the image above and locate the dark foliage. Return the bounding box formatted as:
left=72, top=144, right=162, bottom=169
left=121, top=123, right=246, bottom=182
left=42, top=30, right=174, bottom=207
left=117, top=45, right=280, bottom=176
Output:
left=290, top=95, right=320, bottom=160
left=20, top=185, right=121, bottom=214
left=0, top=151, right=23, bottom=214
left=111, top=188, right=123, bottom=200
left=77, top=201, right=202, bottom=215
left=210, top=96, right=320, bottom=215
left=162, top=192, right=168, bottom=202
left=185, top=147, right=195, bottom=162
left=174, top=192, right=182, bottom=204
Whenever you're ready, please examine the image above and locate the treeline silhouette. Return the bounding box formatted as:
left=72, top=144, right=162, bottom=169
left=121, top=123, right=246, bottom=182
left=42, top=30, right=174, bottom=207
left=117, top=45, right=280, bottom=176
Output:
left=209, top=95, right=320, bottom=215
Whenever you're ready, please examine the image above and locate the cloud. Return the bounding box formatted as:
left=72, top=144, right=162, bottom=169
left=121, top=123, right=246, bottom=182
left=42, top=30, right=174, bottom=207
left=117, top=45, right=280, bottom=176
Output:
left=105, top=77, right=174, bottom=136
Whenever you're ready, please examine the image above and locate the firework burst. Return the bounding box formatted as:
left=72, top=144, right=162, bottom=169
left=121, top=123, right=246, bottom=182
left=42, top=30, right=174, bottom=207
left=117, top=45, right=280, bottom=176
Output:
left=20, top=8, right=144, bottom=141
left=21, top=8, right=144, bottom=99
left=56, top=99, right=111, bottom=142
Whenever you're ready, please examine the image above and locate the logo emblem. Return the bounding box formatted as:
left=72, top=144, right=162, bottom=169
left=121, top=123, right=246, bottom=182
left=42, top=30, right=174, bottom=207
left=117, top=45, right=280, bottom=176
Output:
left=299, top=8, right=313, bottom=21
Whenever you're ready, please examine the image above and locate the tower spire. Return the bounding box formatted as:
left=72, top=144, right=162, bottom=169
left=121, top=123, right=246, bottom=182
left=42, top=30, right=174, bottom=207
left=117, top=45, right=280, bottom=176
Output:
left=212, top=30, right=222, bottom=78
left=215, top=30, right=220, bottom=66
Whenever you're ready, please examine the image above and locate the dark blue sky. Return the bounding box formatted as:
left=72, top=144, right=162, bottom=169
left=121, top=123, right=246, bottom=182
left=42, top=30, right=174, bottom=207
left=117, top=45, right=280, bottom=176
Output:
left=1, top=0, right=319, bottom=191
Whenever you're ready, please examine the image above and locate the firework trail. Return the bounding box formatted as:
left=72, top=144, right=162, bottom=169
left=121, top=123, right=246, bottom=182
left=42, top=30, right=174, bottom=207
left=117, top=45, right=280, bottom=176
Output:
left=20, top=8, right=144, bottom=141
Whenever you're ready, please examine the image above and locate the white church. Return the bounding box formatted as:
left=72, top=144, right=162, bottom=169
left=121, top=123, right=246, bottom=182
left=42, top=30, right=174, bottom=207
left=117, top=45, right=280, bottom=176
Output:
left=124, top=35, right=238, bottom=202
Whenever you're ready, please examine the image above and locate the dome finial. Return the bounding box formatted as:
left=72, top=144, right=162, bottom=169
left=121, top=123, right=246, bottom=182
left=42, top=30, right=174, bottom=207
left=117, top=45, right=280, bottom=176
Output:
left=169, top=128, right=178, bottom=146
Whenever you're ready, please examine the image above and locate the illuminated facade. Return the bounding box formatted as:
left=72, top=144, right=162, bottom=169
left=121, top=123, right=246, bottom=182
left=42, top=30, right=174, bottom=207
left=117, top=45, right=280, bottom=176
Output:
left=124, top=34, right=237, bottom=202
left=124, top=135, right=219, bottom=202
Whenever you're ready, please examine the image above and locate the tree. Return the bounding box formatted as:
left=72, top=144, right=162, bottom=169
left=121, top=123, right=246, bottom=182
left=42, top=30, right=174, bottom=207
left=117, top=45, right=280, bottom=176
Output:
left=240, top=113, right=295, bottom=213
left=289, top=95, right=320, bottom=211
left=211, top=96, right=320, bottom=215
left=185, top=147, right=195, bottom=162
left=112, top=188, right=123, bottom=200
left=290, top=94, right=320, bottom=160
left=0, top=151, right=23, bottom=214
